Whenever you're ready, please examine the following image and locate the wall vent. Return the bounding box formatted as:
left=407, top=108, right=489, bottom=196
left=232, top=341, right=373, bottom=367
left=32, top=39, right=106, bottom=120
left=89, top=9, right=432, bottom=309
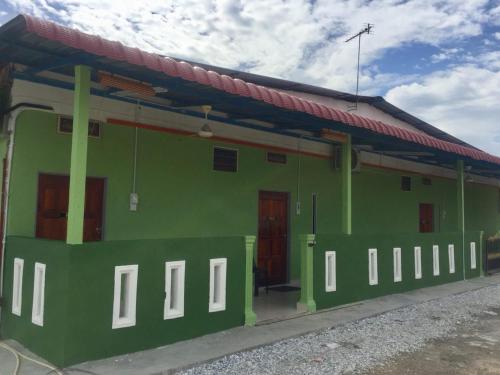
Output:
left=267, top=152, right=287, bottom=164
left=58, top=115, right=101, bottom=138
left=401, top=176, right=412, bottom=191
left=213, top=147, right=238, bottom=172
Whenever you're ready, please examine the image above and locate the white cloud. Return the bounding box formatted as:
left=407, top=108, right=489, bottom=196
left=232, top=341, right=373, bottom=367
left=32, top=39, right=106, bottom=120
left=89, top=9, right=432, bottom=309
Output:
left=386, top=62, right=500, bottom=154
left=494, top=32, right=500, bottom=40
left=1, top=0, right=493, bottom=92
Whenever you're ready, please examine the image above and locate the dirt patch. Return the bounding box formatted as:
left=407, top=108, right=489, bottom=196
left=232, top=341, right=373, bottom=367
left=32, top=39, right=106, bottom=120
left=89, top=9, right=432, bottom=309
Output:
left=365, top=309, right=500, bottom=375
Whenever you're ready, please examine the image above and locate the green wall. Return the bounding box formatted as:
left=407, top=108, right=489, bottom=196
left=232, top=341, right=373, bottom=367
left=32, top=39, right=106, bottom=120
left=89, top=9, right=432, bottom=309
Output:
left=7, top=110, right=340, bottom=280
left=6, top=110, right=500, bottom=279
left=1, top=236, right=246, bottom=366
left=314, top=231, right=483, bottom=310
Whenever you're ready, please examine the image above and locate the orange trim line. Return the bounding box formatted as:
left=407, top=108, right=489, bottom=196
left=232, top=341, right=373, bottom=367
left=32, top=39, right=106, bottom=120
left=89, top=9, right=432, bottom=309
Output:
left=106, top=118, right=331, bottom=160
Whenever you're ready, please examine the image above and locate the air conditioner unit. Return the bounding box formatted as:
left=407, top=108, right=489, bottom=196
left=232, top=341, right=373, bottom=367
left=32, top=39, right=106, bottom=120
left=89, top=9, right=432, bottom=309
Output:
left=333, top=146, right=361, bottom=172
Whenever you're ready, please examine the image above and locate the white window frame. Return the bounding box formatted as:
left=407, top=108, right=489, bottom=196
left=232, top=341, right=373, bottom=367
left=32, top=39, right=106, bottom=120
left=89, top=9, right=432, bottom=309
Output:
left=12, top=258, right=24, bottom=316
left=470, top=242, right=477, bottom=270
left=414, top=246, right=422, bottom=279
left=164, top=261, right=185, bottom=320
left=209, top=258, right=227, bottom=312
left=112, top=265, right=138, bottom=329
left=448, top=244, right=455, bottom=274
left=368, top=248, right=378, bottom=286
left=325, top=251, right=336, bottom=292
left=433, top=245, right=440, bottom=276
left=393, top=247, right=402, bottom=283
left=31, top=262, right=46, bottom=326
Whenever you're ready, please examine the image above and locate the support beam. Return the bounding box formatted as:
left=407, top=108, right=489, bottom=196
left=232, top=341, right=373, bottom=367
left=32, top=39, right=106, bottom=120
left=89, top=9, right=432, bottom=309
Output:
left=244, top=235, right=257, bottom=326
left=66, top=65, right=91, bottom=245
left=456, top=159, right=465, bottom=279
left=297, top=234, right=316, bottom=313
left=342, top=135, right=352, bottom=235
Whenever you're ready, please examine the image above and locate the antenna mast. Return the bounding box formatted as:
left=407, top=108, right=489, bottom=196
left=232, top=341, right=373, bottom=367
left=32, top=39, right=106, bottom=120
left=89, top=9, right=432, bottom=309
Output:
left=345, top=23, right=373, bottom=111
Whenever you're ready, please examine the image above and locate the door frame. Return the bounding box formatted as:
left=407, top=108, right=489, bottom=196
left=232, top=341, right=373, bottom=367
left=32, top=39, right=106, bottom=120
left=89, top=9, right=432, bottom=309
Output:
left=35, top=172, right=107, bottom=241
left=257, top=190, right=291, bottom=285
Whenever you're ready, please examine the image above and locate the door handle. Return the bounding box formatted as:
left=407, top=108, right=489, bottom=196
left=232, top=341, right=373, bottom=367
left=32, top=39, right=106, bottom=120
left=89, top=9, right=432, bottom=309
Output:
left=96, top=227, right=101, bottom=234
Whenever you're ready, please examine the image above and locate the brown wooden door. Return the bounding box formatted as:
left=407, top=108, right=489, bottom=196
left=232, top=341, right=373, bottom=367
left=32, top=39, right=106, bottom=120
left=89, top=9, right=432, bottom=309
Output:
left=258, top=191, right=288, bottom=285
left=419, top=203, right=434, bottom=233
left=36, top=174, right=104, bottom=241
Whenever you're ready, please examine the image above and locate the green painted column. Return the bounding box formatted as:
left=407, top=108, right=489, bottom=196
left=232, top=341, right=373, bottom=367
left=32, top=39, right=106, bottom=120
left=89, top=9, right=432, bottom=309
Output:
left=456, top=160, right=465, bottom=279
left=297, top=234, right=316, bottom=313
left=342, top=135, right=352, bottom=235
left=244, top=235, right=257, bottom=326
left=66, top=65, right=91, bottom=245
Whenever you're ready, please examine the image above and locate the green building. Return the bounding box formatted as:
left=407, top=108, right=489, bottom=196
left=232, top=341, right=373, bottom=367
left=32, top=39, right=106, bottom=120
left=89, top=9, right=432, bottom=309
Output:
left=0, top=14, right=498, bottom=367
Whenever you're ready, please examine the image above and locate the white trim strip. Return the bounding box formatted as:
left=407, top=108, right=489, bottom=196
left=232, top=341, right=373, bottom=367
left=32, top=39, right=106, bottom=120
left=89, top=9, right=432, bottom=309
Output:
left=414, top=246, right=422, bottom=279
left=31, top=262, right=46, bottom=326
left=209, top=258, right=227, bottom=313
left=112, top=265, right=138, bottom=329
left=12, top=258, right=24, bottom=316
left=164, top=260, right=185, bottom=320
left=368, top=248, right=378, bottom=286
left=325, top=251, right=336, bottom=292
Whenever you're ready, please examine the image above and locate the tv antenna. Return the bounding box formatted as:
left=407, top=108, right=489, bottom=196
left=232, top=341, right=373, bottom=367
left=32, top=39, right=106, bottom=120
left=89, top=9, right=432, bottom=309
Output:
left=345, top=23, right=373, bottom=111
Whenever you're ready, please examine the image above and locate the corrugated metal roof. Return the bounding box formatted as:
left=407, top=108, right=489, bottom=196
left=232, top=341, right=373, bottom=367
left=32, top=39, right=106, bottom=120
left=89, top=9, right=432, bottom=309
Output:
left=2, top=14, right=500, bottom=167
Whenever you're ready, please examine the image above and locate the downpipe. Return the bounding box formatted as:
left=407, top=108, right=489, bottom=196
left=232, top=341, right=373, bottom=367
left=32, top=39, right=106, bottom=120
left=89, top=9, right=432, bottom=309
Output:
left=0, top=104, right=53, bottom=319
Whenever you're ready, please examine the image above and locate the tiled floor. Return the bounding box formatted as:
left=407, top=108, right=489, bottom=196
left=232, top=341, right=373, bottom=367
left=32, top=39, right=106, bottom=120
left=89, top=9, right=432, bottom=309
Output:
left=253, top=286, right=302, bottom=322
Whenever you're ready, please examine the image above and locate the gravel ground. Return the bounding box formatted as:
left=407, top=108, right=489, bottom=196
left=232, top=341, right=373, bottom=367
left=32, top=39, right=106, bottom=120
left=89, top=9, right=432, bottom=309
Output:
left=180, top=285, right=500, bottom=375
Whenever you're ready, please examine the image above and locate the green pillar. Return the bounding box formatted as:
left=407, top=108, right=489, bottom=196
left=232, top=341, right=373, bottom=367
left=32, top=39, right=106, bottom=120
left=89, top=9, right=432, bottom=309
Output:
left=342, top=135, right=352, bottom=235
left=66, top=65, right=91, bottom=245
left=456, top=160, right=465, bottom=279
left=297, top=234, right=316, bottom=313
left=244, top=235, right=257, bottom=326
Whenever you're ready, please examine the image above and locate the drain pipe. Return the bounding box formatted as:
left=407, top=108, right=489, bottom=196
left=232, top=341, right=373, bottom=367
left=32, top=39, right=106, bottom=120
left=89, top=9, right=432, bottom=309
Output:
left=0, top=104, right=53, bottom=313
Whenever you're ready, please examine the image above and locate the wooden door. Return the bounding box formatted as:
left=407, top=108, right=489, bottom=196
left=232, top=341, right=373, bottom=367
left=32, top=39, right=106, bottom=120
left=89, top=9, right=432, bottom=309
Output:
left=258, top=191, right=288, bottom=285
left=36, top=174, right=104, bottom=241
left=419, top=203, right=434, bottom=233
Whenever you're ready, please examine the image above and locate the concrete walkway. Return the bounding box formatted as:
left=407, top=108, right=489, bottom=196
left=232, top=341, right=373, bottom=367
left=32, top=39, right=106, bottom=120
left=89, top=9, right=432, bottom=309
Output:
left=3, top=275, right=500, bottom=375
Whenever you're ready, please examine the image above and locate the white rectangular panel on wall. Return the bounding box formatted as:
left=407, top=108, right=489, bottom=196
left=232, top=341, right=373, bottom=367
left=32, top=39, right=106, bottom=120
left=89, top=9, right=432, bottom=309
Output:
left=112, top=265, right=138, bottom=329
left=393, top=248, right=402, bottom=283
left=470, top=242, right=477, bottom=270
left=164, top=261, right=185, bottom=320
left=31, top=262, right=46, bottom=326
left=414, top=246, right=422, bottom=279
left=325, top=251, right=336, bottom=292
left=368, top=248, right=378, bottom=286
left=12, top=258, right=24, bottom=316
left=209, top=258, right=227, bottom=312
left=448, top=244, right=455, bottom=274
left=433, top=245, right=440, bottom=276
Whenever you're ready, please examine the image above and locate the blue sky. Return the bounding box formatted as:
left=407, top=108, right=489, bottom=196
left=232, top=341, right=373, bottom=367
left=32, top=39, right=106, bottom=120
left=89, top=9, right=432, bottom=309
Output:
left=0, top=0, right=498, bottom=154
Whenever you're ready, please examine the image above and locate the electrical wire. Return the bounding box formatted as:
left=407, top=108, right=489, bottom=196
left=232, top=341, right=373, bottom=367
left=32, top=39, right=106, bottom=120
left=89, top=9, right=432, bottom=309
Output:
left=0, top=341, right=63, bottom=375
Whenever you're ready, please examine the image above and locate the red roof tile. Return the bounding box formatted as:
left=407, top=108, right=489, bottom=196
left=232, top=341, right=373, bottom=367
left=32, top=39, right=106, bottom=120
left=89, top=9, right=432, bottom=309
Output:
left=19, top=14, right=500, bottom=167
